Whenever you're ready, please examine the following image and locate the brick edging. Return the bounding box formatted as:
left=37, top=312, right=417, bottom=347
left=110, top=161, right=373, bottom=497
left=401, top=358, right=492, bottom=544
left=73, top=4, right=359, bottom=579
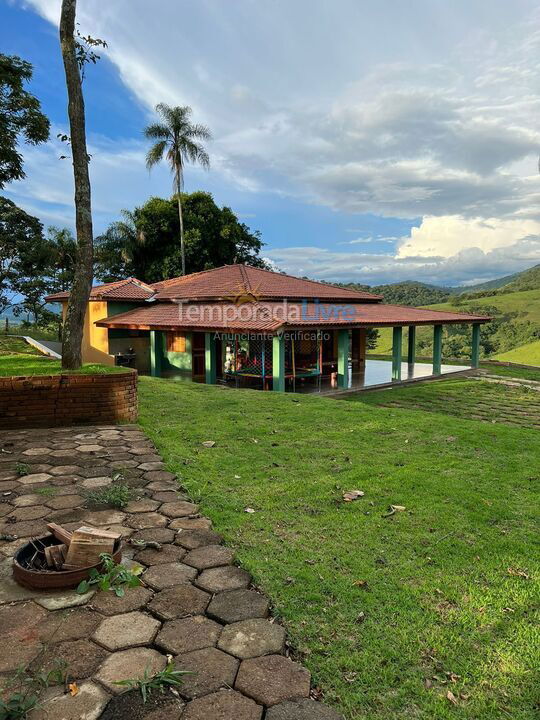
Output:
left=0, top=370, right=138, bottom=428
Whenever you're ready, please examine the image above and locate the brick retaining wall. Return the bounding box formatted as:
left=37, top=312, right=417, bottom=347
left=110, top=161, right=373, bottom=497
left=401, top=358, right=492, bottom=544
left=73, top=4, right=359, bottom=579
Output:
left=0, top=371, right=137, bottom=429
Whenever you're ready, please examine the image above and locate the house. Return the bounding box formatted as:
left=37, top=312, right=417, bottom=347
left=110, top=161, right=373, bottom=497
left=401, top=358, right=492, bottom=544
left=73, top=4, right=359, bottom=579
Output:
left=46, top=264, right=489, bottom=391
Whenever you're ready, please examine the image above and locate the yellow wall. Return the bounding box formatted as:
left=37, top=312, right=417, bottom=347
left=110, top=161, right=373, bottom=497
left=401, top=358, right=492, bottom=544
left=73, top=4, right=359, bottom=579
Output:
left=61, top=301, right=115, bottom=365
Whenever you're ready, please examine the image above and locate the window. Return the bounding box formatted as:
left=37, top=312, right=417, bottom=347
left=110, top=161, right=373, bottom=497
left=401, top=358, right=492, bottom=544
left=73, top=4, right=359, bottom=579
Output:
left=167, top=332, right=186, bottom=353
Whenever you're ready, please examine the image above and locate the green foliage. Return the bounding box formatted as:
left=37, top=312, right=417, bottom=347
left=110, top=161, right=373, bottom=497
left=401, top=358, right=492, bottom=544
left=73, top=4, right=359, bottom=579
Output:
left=0, top=660, right=66, bottom=720
left=503, top=263, right=540, bottom=293
left=35, top=487, right=56, bottom=497
left=86, top=481, right=132, bottom=509
left=0, top=53, right=50, bottom=188
left=14, top=462, right=29, bottom=476
left=339, top=280, right=451, bottom=306
left=94, top=192, right=268, bottom=283
left=114, top=661, right=189, bottom=703
left=76, top=553, right=142, bottom=597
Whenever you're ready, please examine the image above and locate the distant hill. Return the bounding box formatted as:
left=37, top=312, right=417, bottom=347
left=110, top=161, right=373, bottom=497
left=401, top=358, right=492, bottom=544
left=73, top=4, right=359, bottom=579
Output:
left=502, top=264, right=540, bottom=293
left=452, top=270, right=523, bottom=293
left=340, top=281, right=451, bottom=306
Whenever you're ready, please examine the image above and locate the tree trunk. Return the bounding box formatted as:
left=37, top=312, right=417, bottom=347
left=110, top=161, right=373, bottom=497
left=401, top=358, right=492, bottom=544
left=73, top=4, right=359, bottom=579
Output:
left=175, top=171, right=185, bottom=276
left=59, top=0, right=94, bottom=369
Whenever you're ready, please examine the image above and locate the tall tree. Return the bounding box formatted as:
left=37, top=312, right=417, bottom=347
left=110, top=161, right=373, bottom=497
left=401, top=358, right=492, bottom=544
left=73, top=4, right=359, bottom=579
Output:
left=144, top=104, right=211, bottom=276
left=0, top=196, right=44, bottom=316
left=94, top=192, right=268, bottom=284
left=59, top=0, right=94, bottom=369
left=0, top=53, right=49, bottom=188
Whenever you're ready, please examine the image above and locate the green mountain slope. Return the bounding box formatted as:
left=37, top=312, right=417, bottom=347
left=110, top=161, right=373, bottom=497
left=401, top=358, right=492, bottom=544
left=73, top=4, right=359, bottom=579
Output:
left=494, top=340, right=540, bottom=365
left=371, top=288, right=540, bottom=364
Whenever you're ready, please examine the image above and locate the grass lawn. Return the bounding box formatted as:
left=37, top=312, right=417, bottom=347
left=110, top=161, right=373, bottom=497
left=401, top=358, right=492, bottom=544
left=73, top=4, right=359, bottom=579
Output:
left=0, top=336, right=41, bottom=356
left=138, top=377, right=540, bottom=720
left=481, top=364, right=540, bottom=382
left=494, top=341, right=540, bottom=367
left=348, top=377, right=540, bottom=429
left=0, top=352, right=126, bottom=376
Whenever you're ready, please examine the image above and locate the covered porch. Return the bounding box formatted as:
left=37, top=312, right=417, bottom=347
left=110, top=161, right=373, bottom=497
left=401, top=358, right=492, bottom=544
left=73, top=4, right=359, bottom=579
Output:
left=148, top=323, right=482, bottom=392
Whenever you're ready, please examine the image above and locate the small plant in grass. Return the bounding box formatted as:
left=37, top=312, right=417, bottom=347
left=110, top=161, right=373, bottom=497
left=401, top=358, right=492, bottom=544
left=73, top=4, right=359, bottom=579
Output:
left=0, top=660, right=66, bottom=719
left=85, top=483, right=132, bottom=509
left=77, top=553, right=142, bottom=597
left=35, top=487, right=56, bottom=497
left=114, top=661, right=190, bottom=703
left=14, top=463, right=29, bottom=477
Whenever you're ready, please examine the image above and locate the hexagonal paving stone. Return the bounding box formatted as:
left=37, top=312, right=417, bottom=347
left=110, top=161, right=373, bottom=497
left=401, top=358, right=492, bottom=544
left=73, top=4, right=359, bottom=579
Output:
left=147, top=584, right=211, bottom=621
left=81, top=509, right=126, bottom=525
left=134, top=543, right=186, bottom=566
left=10, top=493, right=44, bottom=507
left=0, top=601, right=47, bottom=672
left=169, top=517, right=213, bottom=531
left=9, top=505, right=49, bottom=521
left=94, top=647, right=167, bottom=694
left=33, top=639, right=108, bottom=680
left=77, top=444, right=104, bottom=453
left=155, top=615, right=221, bottom=654
left=49, top=449, right=77, bottom=458
left=143, top=562, right=197, bottom=590
left=265, top=699, right=344, bottom=719
left=151, top=491, right=187, bottom=503
left=127, top=512, right=168, bottom=530
left=22, top=447, right=52, bottom=456
left=160, top=501, right=199, bottom=518
left=176, top=529, right=223, bottom=550
left=125, top=498, right=160, bottom=513
left=17, top=472, right=52, bottom=485
left=81, top=476, right=113, bottom=488
left=99, top=688, right=185, bottom=720
left=143, top=470, right=176, bottom=482
left=49, top=465, right=83, bottom=476
left=184, top=544, right=234, bottom=570
left=45, top=494, right=84, bottom=510
left=1, top=519, right=48, bottom=537
left=131, top=528, right=175, bottom=544
left=29, top=680, right=110, bottom=720
left=33, top=590, right=96, bottom=610
left=136, top=462, right=165, bottom=472
left=129, top=446, right=157, bottom=456
left=91, top=586, right=153, bottom=616
left=235, top=655, right=311, bottom=707
left=218, top=619, right=286, bottom=660
left=196, top=566, right=251, bottom=594
left=183, top=689, right=263, bottom=720
left=174, top=648, right=239, bottom=700
left=38, top=607, right=102, bottom=644
left=93, top=611, right=161, bottom=651
left=207, top=590, right=270, bottom=624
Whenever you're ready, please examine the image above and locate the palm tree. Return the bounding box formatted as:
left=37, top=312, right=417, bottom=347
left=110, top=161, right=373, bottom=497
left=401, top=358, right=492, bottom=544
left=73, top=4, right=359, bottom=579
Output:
left=144, top=103, right=211, bottom=276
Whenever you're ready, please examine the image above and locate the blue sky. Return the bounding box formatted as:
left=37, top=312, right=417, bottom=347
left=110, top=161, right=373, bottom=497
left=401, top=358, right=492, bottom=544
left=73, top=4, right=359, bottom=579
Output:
left=2, top=0, right=540, bottom=286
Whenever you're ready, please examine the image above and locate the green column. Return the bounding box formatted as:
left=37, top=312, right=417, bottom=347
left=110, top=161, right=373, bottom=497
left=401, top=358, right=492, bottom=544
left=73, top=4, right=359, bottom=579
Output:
left=433, top=324, right=443, bottom=375
left=272, top=334, right=286, bottom=392
left=471, top=323, right=481, bottom=368
left=150, top=330, right=163, bottom=377
left=407, top=326, right=416, bottom=365
left=337, top=329, right=349, bottom=389
left=392, top=326, right=403, bottom=381
left=205, top=332, right=217, bottom=384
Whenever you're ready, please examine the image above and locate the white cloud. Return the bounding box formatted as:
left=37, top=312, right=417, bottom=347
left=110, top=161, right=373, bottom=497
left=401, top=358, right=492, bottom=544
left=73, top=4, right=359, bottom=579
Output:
left=398, top=215, right=540, bottom=258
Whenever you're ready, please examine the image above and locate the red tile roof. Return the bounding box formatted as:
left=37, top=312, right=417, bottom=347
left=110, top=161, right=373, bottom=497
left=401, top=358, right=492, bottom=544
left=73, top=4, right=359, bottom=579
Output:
left=96, top=300, right=490, bottom=333
left=46, top=278, right=155, bottom=302
left=150, top=264, right=382, bottom=302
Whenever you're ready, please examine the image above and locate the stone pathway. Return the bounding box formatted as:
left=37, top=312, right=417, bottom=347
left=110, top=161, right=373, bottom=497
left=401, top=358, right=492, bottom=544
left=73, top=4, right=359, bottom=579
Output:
left=0, top=425, right=342, bottom=720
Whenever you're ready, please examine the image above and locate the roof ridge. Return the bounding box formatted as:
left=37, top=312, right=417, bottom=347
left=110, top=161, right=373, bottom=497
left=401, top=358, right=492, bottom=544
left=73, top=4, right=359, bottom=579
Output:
left=243, top=264, right=382, bottom=299
left=151, top=264, right=238, bottom=290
